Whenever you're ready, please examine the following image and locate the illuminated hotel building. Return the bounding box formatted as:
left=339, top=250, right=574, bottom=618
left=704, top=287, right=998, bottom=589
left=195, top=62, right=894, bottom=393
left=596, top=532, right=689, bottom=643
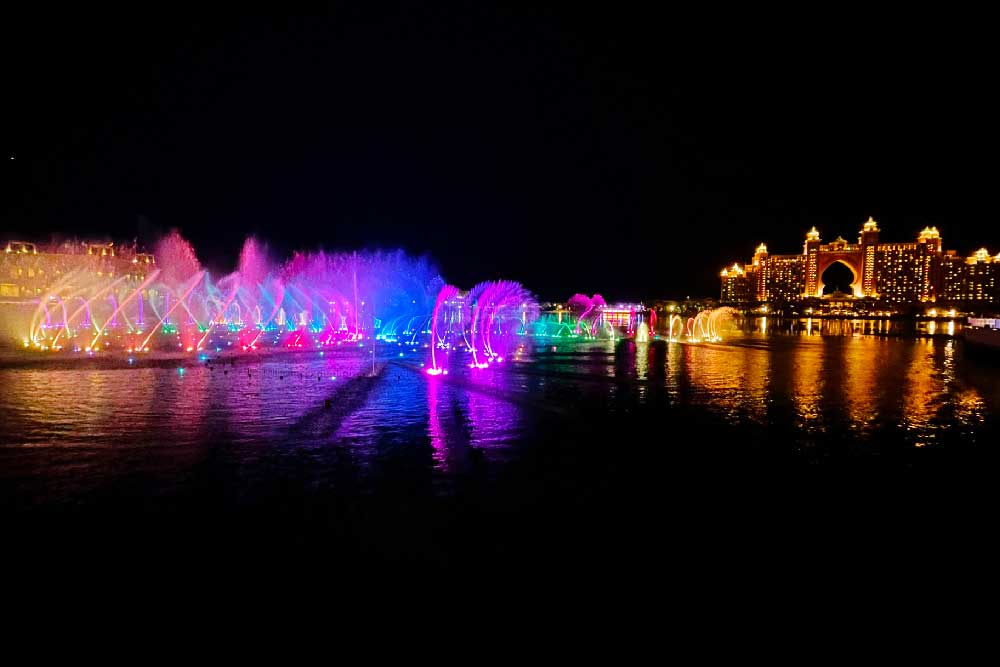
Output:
left=942, top=248, right=1000, bottom=303
left=720, top=242, right=806, bottom=304
left=1, top=240, right=155, bottom=298
left=719, top=217, right=1000, bottom=308
left=599, top=304, right=647, bottom=329
left=719, top=263, right=753, bottom=303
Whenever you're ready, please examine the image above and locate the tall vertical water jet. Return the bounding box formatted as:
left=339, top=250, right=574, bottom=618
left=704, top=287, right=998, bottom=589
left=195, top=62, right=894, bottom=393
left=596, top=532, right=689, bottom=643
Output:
left=427, top=285, right=460, bottom=375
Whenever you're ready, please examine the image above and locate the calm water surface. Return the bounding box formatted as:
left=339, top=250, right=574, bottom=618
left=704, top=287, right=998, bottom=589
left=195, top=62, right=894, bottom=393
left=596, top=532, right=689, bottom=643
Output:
left=2, top=328, right=999, bottom=508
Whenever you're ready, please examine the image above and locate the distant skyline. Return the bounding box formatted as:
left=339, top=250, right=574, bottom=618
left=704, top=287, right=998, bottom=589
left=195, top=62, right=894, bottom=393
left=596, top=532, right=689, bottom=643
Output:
left=3, top=6, right=996, bottom=302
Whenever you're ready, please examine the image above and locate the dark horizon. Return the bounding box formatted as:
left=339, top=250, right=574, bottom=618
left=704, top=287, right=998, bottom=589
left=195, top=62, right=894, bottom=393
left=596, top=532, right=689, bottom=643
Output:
left=3, top=6, right=997, bottom=302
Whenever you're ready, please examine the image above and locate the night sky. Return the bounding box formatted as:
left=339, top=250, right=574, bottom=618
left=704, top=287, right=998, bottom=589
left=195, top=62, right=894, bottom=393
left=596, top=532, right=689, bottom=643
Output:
left=2, top=6, right=996, bottom=301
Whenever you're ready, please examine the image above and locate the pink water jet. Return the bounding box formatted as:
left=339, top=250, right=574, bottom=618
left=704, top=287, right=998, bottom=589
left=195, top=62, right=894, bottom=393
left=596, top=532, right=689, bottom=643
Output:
left=428, top=284, right=460, bottom=375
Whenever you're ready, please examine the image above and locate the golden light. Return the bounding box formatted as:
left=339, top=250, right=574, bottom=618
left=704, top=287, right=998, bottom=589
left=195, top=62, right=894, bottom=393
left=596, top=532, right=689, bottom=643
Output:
left=973, top=248, right=991, bottom=262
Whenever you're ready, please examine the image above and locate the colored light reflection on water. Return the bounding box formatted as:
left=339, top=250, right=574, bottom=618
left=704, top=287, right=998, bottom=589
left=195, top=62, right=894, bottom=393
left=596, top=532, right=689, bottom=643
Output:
left=1, top=329, right=999, bottom=505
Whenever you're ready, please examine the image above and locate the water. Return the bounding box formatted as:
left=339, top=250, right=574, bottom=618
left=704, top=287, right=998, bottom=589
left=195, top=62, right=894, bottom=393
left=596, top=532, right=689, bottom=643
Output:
left=3, top=330, right=999, bottom=572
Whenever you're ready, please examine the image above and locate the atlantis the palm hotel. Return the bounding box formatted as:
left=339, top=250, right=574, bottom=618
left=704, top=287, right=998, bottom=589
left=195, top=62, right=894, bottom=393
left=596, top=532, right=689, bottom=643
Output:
left=720, top=217, right=1000, bottom=315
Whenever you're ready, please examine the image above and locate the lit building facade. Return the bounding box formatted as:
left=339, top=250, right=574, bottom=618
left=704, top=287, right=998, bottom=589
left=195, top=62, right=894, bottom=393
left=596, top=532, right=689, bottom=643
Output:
left=720, top=263, right=753, bottom=303
left=942, top=248, right=1000, bottom=304
left=720, top=242, right=808, bottom=304
left=719, top=217, right=1000, bottom=307
left=599, top=304, right=647, bottom=329
left=1, top=240, right=155, bottom=298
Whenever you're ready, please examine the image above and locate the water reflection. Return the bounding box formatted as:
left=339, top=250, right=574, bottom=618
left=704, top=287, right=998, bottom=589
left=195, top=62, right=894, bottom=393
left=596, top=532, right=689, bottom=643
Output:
left=791, top=338, right=823, bottom=434
left=427, top=374, right=447, bottom=469
left=901, top=340, right=941, bottom=444
left=842, top=337, right=880, bottom=432
left=1, top=330, right=998, bottom=506
left=635, top=342, right=649, bottom=381
left=680, top=341, right=771, bottom=423
left=464, top=388, right=520, bottom=456
left=662, top=331, right=992, bottom=451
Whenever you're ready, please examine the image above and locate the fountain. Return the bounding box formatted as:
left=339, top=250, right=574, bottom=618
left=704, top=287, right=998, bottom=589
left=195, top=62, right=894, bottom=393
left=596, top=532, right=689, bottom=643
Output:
left=18, top=232, right=443, bottom=355
left=568, top=293, right=606, bottom=337
left=427, top=284, right=460, bottom=375
left=7, top=231, right=742, bottom=359
left=425, top=280, right=538, bottom=373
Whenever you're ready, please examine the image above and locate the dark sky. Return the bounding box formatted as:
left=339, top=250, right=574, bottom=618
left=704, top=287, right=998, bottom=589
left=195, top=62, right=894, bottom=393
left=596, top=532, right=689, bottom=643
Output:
left=2, top=5, right=997, bottom=301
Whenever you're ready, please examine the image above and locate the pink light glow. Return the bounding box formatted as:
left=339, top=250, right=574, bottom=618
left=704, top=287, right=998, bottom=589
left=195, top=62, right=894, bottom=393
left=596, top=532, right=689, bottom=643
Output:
left=429, top=284, right=460, bottom=374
